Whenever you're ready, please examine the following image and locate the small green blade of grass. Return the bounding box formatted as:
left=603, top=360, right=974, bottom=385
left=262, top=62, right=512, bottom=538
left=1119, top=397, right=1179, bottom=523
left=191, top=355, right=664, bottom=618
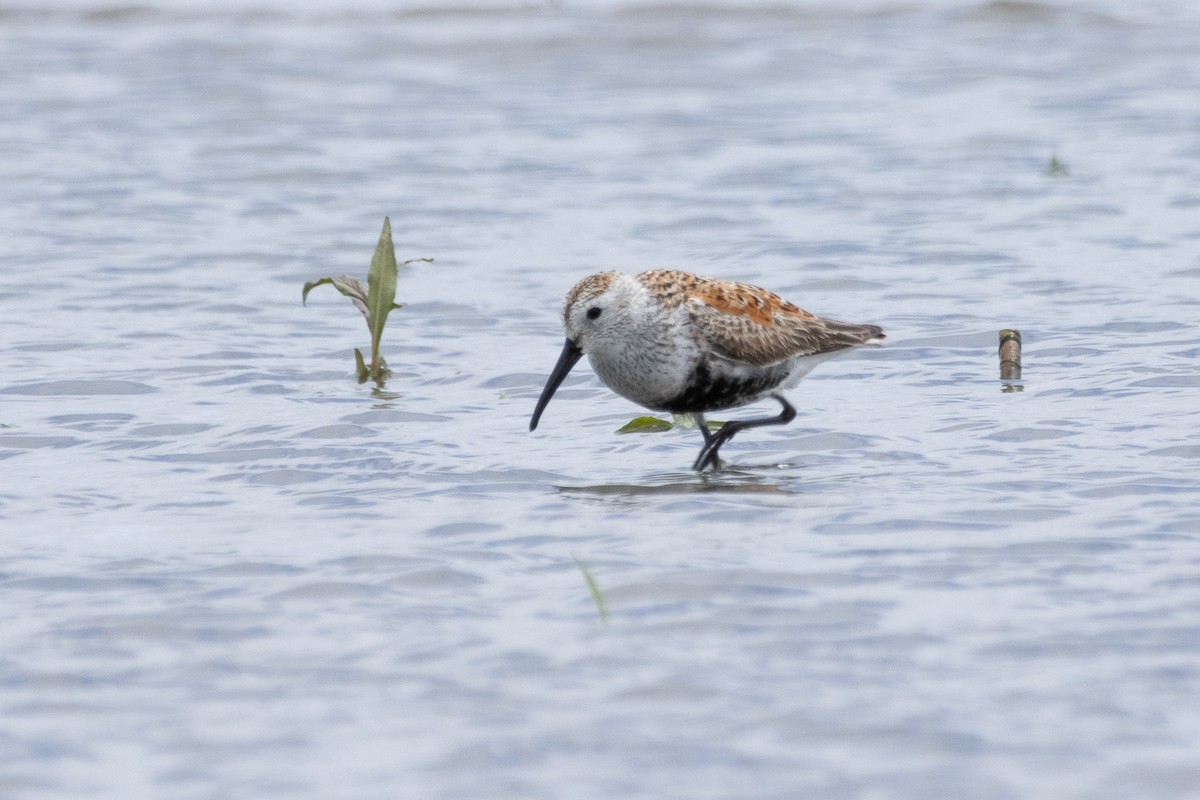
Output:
left=573, top=557, right=608, bottom=624
left=1045, top=154, right=1070, bottom=176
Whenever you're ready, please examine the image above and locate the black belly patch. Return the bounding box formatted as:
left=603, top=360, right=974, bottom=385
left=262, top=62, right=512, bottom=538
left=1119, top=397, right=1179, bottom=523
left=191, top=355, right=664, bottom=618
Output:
left=660, top=360, right=785, bottom=413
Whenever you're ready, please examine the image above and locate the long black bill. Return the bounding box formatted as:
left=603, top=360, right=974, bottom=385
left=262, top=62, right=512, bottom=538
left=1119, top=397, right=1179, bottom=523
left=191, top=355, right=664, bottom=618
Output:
left=529, top=338, right=584, bottom=431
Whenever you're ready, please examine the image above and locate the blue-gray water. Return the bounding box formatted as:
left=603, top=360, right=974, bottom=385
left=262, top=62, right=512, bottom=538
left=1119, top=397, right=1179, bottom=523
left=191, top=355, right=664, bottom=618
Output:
left=2, top=2, right=1199, bottom=798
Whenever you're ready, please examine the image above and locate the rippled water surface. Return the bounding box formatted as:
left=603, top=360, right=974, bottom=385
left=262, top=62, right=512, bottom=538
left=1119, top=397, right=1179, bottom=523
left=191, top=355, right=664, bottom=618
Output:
left=3, top=1, right=1200, bottom=797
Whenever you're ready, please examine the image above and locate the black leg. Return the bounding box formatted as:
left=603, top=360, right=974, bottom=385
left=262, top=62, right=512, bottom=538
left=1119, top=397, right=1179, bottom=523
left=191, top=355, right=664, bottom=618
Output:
left=692, top=395, right=797, bottom=471
left=691, top=412, right=719, bottom=469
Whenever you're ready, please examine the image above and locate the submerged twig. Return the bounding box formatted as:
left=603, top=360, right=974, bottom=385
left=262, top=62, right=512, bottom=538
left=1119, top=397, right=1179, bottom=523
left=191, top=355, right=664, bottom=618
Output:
left=999, top=329, right=1023, bottom=393
left=999, top=329, right=1022, bottom=380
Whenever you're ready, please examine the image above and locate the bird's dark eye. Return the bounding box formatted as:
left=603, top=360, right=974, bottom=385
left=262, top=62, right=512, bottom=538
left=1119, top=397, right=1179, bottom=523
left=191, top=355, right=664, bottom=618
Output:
left=586, top=307, right=602, bottom=320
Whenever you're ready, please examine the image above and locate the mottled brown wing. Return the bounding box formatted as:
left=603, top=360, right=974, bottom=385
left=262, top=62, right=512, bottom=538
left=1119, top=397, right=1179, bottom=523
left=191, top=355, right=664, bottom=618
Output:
left=685, top=281, right=882, bottom=367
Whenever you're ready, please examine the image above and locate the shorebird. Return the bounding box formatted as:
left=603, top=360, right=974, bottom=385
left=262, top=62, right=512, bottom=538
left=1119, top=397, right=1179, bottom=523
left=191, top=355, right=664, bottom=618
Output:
left=529, top=269, right=884, bottom=471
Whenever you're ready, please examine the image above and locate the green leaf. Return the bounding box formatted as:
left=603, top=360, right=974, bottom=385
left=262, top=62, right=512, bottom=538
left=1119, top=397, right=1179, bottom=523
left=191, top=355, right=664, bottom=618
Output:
left=672, top=413, right=724, bottom=430
left=573, top=557, right=608, bottom=624
left=616, top=414, right=725, bottom=433
left=301, top=276, right=333, bottom=305
left=302, top=275, right=372, bottom=327
left=354, top=348, right=369, bottom=382
left=616, top=416, right=673, bottom=433
left=366, top=218, right=399, bottom=376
